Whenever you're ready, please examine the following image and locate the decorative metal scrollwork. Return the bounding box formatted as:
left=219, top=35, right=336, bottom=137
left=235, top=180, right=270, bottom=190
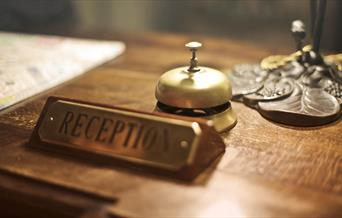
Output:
left=229, top=0, right=341, bottom=126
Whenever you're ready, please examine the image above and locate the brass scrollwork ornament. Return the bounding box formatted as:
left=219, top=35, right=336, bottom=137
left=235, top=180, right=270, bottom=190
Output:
left=229, top=0, right=341, bottom=126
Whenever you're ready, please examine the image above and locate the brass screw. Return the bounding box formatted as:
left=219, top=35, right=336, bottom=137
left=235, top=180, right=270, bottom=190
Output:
left=185, top=41, right=202, bottom=72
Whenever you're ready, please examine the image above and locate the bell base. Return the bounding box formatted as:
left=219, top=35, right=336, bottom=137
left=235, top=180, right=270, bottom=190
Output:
left=206, top=106, right=237, bottom=132
left=155, top=102, right=237, bottom=132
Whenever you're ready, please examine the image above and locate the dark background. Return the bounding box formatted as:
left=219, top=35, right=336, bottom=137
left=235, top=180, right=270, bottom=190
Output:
left=1, top=0, right=341, bottom=52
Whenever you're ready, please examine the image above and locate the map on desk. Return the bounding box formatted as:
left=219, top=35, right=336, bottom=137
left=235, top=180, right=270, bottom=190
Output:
left=0, top=32, right=125, bottom=111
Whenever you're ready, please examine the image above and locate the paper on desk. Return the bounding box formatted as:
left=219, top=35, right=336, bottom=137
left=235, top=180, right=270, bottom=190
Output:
left=0, top=32, right=125, bottom=111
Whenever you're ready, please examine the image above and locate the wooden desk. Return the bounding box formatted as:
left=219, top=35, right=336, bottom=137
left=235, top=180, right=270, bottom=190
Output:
left=0, top=32, right=341, bottom=217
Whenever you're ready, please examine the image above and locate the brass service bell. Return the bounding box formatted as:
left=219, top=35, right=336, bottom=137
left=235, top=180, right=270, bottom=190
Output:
left=155, top=42, right=237, bottom=132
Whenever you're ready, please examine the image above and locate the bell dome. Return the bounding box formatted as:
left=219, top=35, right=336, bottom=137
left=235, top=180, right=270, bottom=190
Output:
left=155, top=66, right=232, bottom=108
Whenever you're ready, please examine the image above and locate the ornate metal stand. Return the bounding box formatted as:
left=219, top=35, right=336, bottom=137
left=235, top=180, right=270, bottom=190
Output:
left=229, top=0, right=341, bottom=126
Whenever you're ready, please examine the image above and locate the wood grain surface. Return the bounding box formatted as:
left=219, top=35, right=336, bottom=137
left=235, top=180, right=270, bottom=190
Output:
left=0, top=32, right=341, bottom=217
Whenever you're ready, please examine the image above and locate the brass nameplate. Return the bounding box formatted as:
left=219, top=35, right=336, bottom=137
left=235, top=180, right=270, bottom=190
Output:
left=29, top=97, right=225, bottom=180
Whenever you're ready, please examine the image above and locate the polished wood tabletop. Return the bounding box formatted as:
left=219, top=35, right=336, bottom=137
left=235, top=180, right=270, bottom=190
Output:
left=0, top=32, right=341, bottom=217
